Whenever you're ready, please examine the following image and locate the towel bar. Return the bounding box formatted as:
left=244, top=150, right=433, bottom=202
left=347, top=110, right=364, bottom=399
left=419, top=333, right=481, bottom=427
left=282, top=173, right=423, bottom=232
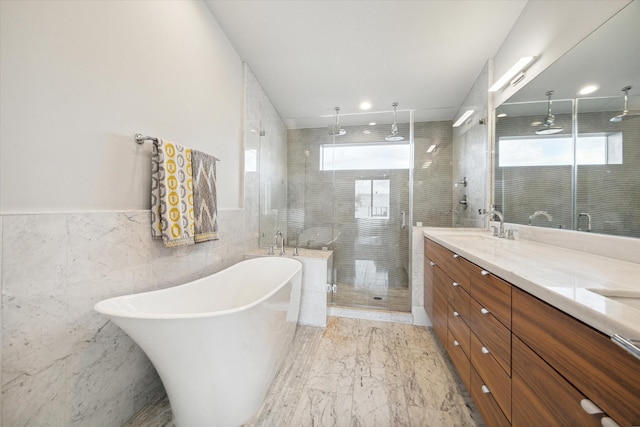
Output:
left=134, top=134, right=220, bottom=161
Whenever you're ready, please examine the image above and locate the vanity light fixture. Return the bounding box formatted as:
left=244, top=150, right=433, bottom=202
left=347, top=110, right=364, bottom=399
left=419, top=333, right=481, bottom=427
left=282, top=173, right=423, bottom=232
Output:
left=489, top=56, right=535, bottom=92
left=453, top=110, right=474, bottom=127
left=578, top=84, right=599, bottom=95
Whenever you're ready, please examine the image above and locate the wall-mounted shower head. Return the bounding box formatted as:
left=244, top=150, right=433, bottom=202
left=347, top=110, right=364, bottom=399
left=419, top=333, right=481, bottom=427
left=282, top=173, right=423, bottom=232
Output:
left=385, top=102, right=405, bottom=141
left=329, top=106, right=346, bottom=136
left=535, top=90, right=563, bottom=135
left=610, top=86, right=640, bottom=122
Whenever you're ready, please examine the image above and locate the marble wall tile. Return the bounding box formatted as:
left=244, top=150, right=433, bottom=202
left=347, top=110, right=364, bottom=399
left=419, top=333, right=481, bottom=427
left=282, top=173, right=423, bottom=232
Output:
left=452, top=62, right=490, bottom=228
left=1, top=207, right=260, bottom=426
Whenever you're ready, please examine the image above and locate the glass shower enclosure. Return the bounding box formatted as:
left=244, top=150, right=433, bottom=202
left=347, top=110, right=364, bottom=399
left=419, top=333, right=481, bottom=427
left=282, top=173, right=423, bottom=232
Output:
left=286, top=109, right=413, bottom=312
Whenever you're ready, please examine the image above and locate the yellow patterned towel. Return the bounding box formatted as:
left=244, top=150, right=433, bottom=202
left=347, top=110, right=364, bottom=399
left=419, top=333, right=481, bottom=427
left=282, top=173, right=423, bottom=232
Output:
left=151, top=139, right=195, bottom=247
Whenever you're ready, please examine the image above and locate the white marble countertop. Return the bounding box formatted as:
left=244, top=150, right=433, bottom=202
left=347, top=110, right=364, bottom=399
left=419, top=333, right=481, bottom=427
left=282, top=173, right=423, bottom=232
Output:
left=422, top=227, right=640, bottom=340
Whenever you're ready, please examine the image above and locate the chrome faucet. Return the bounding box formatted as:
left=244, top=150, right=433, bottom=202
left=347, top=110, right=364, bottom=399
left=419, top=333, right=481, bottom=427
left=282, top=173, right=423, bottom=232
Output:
left=528, top=210, right=553, bottom=225
left=483, top=209, right=505, bottom=238
left=273, top=230, right=286, bottom=255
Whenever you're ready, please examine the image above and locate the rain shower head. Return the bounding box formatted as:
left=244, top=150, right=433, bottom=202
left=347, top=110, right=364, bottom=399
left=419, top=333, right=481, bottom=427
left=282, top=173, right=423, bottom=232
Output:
left=329, top=106, right=346, bottom=136
left=610, top=86, right=640, bottom=122
left=535, top=91, right=563, bottom=135
left=385, top=102, right=405, bottom=141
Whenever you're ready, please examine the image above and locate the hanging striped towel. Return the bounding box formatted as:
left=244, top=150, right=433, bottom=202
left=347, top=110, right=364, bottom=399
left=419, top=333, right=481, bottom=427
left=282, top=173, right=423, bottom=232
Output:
left=192, top=149, right=219, bottom=242
left=150, top=139, right=195, bottom=247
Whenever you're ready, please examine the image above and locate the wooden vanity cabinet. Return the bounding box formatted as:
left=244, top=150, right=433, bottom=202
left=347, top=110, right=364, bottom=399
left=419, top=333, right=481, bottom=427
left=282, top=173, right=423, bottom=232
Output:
left=512, top=335, right=602, bottom=427
left=425, top=238, right=511, bottom=423
left=513, top=287, right=640, bottom=426
left=423, top=237, right=640, bottom=426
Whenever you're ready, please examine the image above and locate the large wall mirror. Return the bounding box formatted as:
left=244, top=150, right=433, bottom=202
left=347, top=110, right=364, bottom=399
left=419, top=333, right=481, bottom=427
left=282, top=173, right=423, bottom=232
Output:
left=494, top=0, right=639, bottom=238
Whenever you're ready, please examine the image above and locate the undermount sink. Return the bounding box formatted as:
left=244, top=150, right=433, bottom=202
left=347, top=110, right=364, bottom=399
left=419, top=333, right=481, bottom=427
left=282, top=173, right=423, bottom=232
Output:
left=587, top=288, right=640, bottom=310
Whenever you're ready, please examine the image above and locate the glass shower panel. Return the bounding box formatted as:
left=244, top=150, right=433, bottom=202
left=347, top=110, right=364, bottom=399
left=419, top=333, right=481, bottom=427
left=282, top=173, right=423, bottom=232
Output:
left=287, top=109, right=412, bottom=312
left=258, top=118, right=288, bottom=248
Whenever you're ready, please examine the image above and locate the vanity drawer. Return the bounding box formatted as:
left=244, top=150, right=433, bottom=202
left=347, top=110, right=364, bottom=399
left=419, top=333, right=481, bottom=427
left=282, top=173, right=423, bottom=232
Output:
left=513, top=287, right=640, bottom=425
left=512, top=335, right=602, bottom=427
left=470, top=266, right=511, bottom=328
left=471, top=367, right=511, bottom=427
left=447, top=276, right=470, bottom=322
left=469, top=298, right=511, bottom=374
left=447, top=329, right=471, bottom=392
left=432, top=265, right=449, bottom=345
left=471, top=332, right=511, bottom=422
left=448, top=303, right=470, bottom=357
left=425, top=239, right=471, bottom=291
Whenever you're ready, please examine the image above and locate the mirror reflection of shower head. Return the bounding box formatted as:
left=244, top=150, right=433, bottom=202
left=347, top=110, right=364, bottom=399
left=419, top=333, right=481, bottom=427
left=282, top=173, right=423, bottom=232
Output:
left=385, top=102, right=405, bottom=141
left=535, top=90, right=564, bottom=135
left=329, top=106, right=346, bottom=136
left=610, top=86, right=640, bottom=122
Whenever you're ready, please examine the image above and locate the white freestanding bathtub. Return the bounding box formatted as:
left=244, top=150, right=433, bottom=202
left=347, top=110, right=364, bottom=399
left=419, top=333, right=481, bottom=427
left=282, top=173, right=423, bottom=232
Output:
left=94, top=257, right=302, bottom=427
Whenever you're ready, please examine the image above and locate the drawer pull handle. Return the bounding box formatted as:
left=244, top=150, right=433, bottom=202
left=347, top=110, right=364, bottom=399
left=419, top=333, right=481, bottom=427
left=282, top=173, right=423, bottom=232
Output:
left=481, top=270, right=490, bottom=276
left=480, top=308, right=490, bottom=315
left=600, top=418, right=621, bottom=427
left=453, top=340, right=460, bottom=347
left=453, top=254, right=460, bottom=259
left=580, top=399, right=603, bottom=415
left=481, top=346, right=490, bottom=354
left=430, top=261, right=435, bottom=266
left=453, top=311, right=460, bottom=317
left=481, top=385, right=490, bottom=394
left=452, top=281, right=460, bottom=287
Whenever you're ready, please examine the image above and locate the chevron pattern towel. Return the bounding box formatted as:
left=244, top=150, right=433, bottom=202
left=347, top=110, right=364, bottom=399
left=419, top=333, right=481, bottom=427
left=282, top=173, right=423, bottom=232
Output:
left=151, top=139, right=195, bottom=247
left=192, top=149, right=219, bottom=242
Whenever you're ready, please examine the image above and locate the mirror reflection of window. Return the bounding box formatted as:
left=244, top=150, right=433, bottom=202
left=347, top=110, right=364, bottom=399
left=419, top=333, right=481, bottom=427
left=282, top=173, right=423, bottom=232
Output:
left=355, top=179, right=390, bottom=219
left=498, top=133, right=622, bottom=167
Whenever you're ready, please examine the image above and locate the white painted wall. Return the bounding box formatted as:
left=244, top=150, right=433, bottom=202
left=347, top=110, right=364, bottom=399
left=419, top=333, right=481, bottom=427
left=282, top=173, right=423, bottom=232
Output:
left=0, top=0, right=244, bottom=212
left=492, top=0, right=631, bottom=106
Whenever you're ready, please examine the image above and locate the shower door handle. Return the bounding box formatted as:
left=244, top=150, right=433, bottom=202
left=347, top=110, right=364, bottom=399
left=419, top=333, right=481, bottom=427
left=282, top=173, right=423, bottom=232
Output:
left=401, top=211, right=406, bottom=229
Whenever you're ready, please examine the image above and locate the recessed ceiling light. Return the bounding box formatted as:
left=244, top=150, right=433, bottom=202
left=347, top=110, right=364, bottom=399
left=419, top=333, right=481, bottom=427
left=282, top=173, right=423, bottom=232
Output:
left=578, top=84, right=599, bottom=95
left=369, top=122, right=376, bottom=126
left=360, top=102, right=372, bottom=110
left=497, top=113, right=507, bottom=118
left=363, top=130, right=371, bottom=135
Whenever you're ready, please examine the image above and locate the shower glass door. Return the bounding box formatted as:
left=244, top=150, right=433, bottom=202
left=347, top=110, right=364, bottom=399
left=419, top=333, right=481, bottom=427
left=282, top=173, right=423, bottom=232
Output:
left=287, top=109, right=413, bottom=312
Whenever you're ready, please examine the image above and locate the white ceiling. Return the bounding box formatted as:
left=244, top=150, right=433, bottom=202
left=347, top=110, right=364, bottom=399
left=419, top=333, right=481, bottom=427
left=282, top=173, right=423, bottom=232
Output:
left=204, top=0, right=527, bottom=128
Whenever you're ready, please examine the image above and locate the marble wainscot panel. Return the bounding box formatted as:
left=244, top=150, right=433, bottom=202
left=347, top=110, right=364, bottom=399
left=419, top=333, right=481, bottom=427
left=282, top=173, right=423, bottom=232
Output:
left=1, top=209, right=258, bottom=427
left=245, top=247, right=333, bottom=327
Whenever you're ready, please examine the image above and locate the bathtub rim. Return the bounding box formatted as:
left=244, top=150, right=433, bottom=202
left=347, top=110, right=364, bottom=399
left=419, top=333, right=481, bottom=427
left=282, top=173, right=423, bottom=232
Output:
left=93, top=257, right=303, bottom=320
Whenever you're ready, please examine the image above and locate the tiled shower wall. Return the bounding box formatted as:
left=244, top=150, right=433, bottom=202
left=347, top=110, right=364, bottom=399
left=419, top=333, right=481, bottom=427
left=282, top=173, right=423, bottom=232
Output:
left=0, top=66, right=284, bottom=426
left=288, top=120, right=454, bottom=313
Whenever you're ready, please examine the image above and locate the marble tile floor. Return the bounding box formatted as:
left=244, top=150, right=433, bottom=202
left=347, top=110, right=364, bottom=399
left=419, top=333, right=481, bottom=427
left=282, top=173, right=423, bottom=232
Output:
left=124, top=317, right=485, bottom=427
